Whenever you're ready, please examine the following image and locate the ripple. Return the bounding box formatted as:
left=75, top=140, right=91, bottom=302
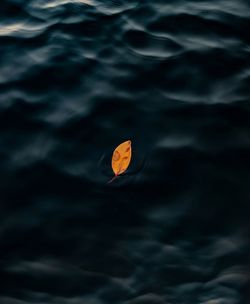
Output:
left=94, top=0, right=138, bottom=15
left=37, top=0, right=95, bottom=9
left=124, top=29, right=183, bottom=59
left=0, top=20, right=53, bottom=38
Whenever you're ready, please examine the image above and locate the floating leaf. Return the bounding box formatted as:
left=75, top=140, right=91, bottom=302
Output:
left=108, top=140, right=132, bottom=183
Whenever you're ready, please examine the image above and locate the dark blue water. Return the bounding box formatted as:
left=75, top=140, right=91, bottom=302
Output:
left=1, top=0, right=250, bottom=303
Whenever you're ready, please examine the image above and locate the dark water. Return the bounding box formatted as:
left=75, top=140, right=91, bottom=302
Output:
left=1, top=0, right=250, bottom=303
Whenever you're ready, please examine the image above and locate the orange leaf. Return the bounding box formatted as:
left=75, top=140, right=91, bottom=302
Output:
left=108, top=140, right=132, bottom=183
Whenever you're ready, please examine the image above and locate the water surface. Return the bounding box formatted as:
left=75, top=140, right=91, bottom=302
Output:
left=0, top=0, right=250, bottom=303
